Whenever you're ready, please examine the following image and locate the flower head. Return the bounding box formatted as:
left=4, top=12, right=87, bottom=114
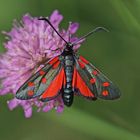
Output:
left=0, top=10, right=81, bottom=118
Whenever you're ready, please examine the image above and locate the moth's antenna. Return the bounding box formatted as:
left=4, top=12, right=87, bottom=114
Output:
left=68, top=21, right=72, bottom=42
left=72, top=27, right=109, bottom=46
left=39, top=17, right=69, bottom=45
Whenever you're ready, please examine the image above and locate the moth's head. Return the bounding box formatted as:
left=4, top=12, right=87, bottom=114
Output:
left=67, top=42, right=73, bottom=48
left=64, top=42, right=73, bottom=51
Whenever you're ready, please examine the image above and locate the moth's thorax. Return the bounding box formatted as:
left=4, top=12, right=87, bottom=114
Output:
left=64, top=55, right=74, bottom=65
left=61, top=42, right=74, bottom=56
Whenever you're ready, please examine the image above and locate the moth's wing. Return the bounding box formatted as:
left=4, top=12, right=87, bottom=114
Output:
left=73, top=56, right=97, bottom=100
left=40, top=67, right=66, bottom=101
left=16, top=56, right=64, bottom=100
left=72, top=66, right=97, bottom=100
left=74, top=55, right=121, bottom=100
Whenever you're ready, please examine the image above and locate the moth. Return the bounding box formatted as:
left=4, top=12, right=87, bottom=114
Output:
left=16, top=18, right=121, bottom=106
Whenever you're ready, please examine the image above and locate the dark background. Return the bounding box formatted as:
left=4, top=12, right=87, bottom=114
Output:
left=0, top=0, right=140, bottom=140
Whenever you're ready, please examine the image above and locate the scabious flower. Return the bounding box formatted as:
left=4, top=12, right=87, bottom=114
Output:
left=0, top=10, right=81, bottom=118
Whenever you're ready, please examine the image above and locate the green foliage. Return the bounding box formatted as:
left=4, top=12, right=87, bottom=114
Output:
left=0, top=0, right=140, bottom=140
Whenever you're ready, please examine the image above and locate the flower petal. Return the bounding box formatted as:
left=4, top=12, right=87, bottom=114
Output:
left=7, top=98, right=20, bottom=110
left=69, top=22, right=79, bottom=34
left=24, top=106, right=32, bottom=118
left=50, top=10, right=63, bottom=28
left=42, top=101, right=54, bottom=112
left=56, top=105, right=64, bottom=113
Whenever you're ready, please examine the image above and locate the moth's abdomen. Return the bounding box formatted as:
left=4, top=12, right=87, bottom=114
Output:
left=62, top=55, right=74, bottom=107
left=62, top=88, right=74, bottom=107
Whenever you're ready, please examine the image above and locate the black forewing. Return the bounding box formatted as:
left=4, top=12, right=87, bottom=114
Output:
left=75, top=55, right=121, bottom=100
left=16, top=56, right=61, bottom=100
left=74, top=57, right=98, bottom=99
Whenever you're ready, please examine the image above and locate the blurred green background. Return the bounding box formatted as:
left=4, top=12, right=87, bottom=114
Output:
left=0, top=0, right=140, bottom=140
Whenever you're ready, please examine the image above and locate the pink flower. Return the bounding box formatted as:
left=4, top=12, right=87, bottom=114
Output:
left=0, top=10, right=80, bottom=118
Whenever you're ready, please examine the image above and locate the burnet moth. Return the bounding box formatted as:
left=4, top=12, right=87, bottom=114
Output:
left=16, top=17, right=121, bottom=107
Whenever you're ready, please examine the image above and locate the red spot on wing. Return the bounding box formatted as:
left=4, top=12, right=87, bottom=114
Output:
left=28, top=90, right=34, bottom=96
left=48, top=56, right=60, bottom=69
left=78, top=61, right=85, bottom=69
left=73, top=67, right=94, bottom=98
left=28, top=82, right=34, bottom=87
left=103, top=82, right=110, bottom=87
left=41, top=78, right=47, bottom=84
left=102, top=90, right=109, bottom=96
left=79, top=56, right=89, bottom=64
left=41, top=68, right=65, bottom=99
left=49, top=57, right=59, bottom=65
left=90, top=78, right=96, bottom=84
left=93, top=70, right=98, bottom=75
left=39, top=70, right=45, bottom=75
left=52, top=61, right=60, bottom=69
